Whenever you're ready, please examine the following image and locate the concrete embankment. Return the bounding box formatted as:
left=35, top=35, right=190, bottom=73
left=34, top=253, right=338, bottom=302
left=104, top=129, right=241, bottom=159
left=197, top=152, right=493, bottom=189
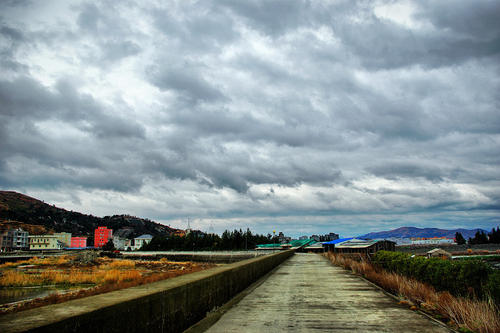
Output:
left=0, top=250, right=294, bottom=333
left=122, top=250, right=272, bottom=263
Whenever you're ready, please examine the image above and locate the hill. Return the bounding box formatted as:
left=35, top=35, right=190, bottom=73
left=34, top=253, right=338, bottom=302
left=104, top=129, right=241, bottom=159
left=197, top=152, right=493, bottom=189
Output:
left=359, top=226, right=488, bottom=240
left=0, top=191, right=180, bottom=242
left=0, top=219, right=50, bottom=234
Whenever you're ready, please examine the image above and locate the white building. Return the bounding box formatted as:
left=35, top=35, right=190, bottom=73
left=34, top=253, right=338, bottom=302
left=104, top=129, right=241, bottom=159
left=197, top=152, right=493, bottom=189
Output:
left=411, top=237, right=455, bottom=245
left=113, top=236, right=129, bottom=250
left=133, top=234, right=153, bottom=250
left=53, top=232, right=72, bottom=247
left=29, top=235, right=64, bottom=250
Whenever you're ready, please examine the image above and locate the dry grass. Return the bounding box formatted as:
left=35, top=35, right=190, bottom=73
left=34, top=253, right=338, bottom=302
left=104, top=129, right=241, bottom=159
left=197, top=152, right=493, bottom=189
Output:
left=102, top=269, right=141, bottom=283
left=40, top=270, right=98, bottom=285
left=324, top=252, right=500, bottom=333
left=0, top=259, right=33, bottom=269
left=0, top=271, right=40, bottom=286
left=0, top=256, right=142, bottom=287
left=28, top=256, right=66, bottom=266
left=0, top=256, right=215, bottom=316
left=100, top=259, right=136, bottom=270
left=0, top=269, right=193, bottom=315
left=0, top=262, right=23, bottom=269
left=0, top=256, right=73, bottom=267
left=0, top=268, right=142, bottom=286
left=451, top=249, right=499, bottom=256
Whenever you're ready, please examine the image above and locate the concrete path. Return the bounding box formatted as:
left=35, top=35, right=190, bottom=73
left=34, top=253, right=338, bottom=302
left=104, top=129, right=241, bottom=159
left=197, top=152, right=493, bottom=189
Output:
left=205, top=253, right=450, bottom=333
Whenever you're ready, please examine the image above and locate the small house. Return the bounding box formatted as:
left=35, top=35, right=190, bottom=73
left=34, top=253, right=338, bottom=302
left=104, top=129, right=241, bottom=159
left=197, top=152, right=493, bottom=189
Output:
left=426, top=248, right=451, bottom=259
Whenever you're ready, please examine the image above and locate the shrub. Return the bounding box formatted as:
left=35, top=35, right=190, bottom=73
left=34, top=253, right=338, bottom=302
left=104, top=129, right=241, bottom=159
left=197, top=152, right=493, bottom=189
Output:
left=486, top=271, right=500, bottom=305
left=372, top=251, right=494, bottom=302
left=326, top=253, right=500, bottom=333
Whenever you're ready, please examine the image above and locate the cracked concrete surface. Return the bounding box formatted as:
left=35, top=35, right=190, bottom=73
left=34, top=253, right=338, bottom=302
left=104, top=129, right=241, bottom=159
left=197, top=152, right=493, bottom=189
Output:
left=205, top=253, right=451, bottom=332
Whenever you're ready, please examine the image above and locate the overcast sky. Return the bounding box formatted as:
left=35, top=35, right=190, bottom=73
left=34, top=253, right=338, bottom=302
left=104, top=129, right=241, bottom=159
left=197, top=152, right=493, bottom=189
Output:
left=1, top=0, right=499, bottom=237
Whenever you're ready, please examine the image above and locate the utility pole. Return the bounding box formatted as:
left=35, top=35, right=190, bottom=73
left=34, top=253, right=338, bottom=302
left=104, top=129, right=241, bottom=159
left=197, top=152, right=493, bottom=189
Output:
left=273, top=230, right=276, bottom=253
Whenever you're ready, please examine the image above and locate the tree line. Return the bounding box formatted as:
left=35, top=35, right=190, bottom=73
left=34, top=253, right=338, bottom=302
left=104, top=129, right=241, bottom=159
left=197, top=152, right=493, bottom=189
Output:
left=455, top=226, right=500, bottom=245
left=141, top=229, right=278, bottom=251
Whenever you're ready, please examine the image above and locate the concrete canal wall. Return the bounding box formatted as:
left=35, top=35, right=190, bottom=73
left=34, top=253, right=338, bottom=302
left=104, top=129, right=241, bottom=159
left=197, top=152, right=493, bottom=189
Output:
left=122, top=250, right=272, bottom=263
left=0, top=250, right=294, bottom=333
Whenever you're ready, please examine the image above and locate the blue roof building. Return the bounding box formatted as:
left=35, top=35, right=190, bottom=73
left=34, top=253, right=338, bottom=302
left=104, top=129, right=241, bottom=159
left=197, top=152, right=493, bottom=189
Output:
left=322, top=237, right=354, bottom=245
left=322, top=237, right=354, bottom=251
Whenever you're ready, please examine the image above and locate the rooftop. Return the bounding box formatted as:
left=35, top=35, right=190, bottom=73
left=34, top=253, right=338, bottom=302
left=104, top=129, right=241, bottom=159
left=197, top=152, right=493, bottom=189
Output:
left=335, top=238, right=382, bottom=249
left=135, top=234, right=153, bottom=239
left=322, top=237, right=354, bottom=245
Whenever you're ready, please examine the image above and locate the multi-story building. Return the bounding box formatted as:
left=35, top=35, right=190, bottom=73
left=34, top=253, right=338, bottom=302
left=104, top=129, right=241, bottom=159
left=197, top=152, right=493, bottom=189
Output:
left=29, top=235, right=64, bottom=250
left=70, top=236, right=87, bottom=248
left=324, top=233, right=339, bottom=241
left=0, top=228, right=29, bottom=251
left=278, top=232, right=291, bottom=244
left=53, top=232, right=72, bottom=247
left=0, top=231, right=9, bottom=252
left=94, top=226, right=113, bottom=248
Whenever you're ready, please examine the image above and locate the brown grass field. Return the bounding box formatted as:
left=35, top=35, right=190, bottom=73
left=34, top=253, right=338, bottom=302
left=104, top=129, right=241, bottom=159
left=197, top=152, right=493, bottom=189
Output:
left=324, top=252, right=500, bottom=333
left=0, top=255, right=215, bottom=315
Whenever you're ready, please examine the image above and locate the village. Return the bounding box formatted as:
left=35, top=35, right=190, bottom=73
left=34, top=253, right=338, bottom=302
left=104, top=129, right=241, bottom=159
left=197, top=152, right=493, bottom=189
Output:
left=0, top=226, right=162, bottom=252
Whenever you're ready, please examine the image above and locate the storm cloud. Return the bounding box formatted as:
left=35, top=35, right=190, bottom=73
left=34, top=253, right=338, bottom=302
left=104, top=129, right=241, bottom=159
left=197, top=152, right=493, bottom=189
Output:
left=0, top=0, right=499, bottom=236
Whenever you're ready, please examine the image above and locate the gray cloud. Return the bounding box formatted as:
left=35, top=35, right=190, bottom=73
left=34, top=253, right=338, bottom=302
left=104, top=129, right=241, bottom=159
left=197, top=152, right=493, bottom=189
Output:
left=417, top=0, right=500, bottom=39
left=0, top=76, right=145, bottom=137
left=149, top=65, right=226, bottom=103
left=0, top=0, right=499, bottom=235
left=219, top=0, right=315, bottom=36
left=101, top=40, right=141, bottom=62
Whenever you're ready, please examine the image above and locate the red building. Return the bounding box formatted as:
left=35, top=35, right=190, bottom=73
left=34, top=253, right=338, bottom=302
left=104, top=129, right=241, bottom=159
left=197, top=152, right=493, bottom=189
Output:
left=70, top=236, right=87, bottom=248
left=94, top=226, right=112, bottom=248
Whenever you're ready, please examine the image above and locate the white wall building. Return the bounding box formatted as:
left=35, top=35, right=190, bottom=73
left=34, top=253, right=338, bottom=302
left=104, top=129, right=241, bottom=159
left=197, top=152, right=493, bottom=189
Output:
left=53, top=232, right=72, bottom=247
left=133, top=234, right=153, bottom=250
left=29, top=235, right=64, bottom=250
left=113, top=236, right=129, bottom=250
left=411, top=237, right=455, bottom=245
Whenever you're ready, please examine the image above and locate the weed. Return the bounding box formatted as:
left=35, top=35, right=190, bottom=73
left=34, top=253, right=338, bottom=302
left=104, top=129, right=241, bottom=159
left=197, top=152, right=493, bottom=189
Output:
left=325, top=253, right=500, bottom=333
left=100, top=259, right=136, bottom=270
left=0, top=270, right=40, bottom=286
left=0, top=257, right=215, bottom=316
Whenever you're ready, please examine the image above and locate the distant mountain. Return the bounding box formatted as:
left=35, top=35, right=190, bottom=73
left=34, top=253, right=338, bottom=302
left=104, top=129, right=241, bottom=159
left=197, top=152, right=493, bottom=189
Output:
left=359, top=226, right=488, bottom=240
left=0, top=191, right=181, bottom=242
